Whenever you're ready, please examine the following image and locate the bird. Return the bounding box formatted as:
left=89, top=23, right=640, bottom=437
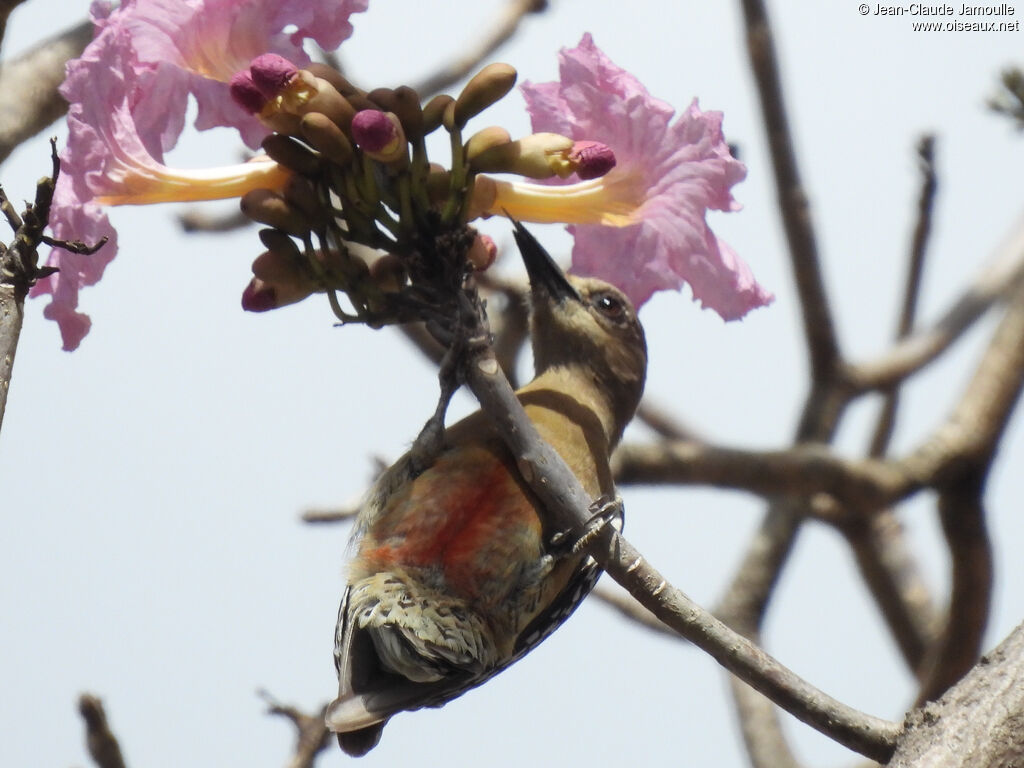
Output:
left=326, top=222, right=648, bottom=756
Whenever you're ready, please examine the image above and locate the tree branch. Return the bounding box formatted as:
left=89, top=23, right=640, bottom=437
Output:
left=888, top=621, right=1024, bottom=768
left=0, top=20, right=93, bottom=165
left=740, top=0, right=838, bottom=380
left=411, top=0, right=548, bottom=98
left=259, top=691, right=332, bottom=768
left=868, top=135, right=937, bottom=455
left=611, top=438, right=910, bottom=508
left=852, top=136, right=940, bottom=677
left=77, top=694, right=127, bottom=768
left=846, top=212, right=1024, bottom=391
left=461, top=342, right=901, bottom=762
left=844, top=511, right=938, bottom=676
left=0, top=0, right=28, bottom=54
left=592, top=585, right=681, bottom=640
left=915, top=481, right=992, bottom=705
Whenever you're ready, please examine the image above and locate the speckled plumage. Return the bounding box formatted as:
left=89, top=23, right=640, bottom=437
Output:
left=328, top=227, right=647, bottom=756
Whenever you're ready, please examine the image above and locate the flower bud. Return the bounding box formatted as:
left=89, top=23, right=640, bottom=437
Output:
left=467, top=233, right=497, bottom=271
left=261, top=134, right=321, bottom=176
left=241, top=278, right=281, bottom=312
left=471, top=132, right=573, bottom=178
left=369, top=253, right=407, bottom=293
left=391, top=86, right=424, bottom=141
left=454, top=63, right=518, bottom=128
left=229, top=71, right=268, bottom=115
left=465, top=174, right=497, bottom=220
left=240, top=188, right=310, bottom=235
left=300, top=113, right=353, bottom=165
left=465, top=126, right=512, bottom=165
left=570, top=140, right=616, bottom=180
left=305, top=63, right=364, bottom=97
left=283, top=175, right=323, bottom=222
left=249, top=53, right=299, bottom=98
left=258, top=228, right=303, bottom=261
left=351, top=110, right=406, bottom=162
left=422, top=94, right=454, bottom=134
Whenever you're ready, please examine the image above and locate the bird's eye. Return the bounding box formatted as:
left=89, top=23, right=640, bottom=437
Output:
left=593, top=292, right=625, bottom=319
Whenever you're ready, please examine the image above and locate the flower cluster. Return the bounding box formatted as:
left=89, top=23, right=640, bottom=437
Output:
left=34, top=0, right=367, bottom=350
left=38, top=1, right=770, bottom=350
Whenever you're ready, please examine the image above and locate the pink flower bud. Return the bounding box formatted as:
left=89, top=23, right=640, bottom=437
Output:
left=229, top=71, right=268, bottom=115
left=467, top=233, right=497, bottom=271
left=241, top=279, right=278, bottom=312
left=249, top=53, right=299, bottom=98
left=570, top=141, right=616, bottom=180
left=351, top=110, right=405, bottom=161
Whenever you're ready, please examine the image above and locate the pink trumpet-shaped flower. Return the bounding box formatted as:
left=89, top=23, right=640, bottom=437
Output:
left=34, top=0, right=366, bottom=350
left=512, top=33, right=772, bottom=319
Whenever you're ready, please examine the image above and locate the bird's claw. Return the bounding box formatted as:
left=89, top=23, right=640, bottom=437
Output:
left=548, top=494, right=624, bottom=556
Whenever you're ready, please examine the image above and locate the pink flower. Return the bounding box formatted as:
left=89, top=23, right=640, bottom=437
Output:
left=94, top=0, right=367, bottom=151
left=511, top=33, right=772, bottom=319
left=34, top=0, right=366, bottom=350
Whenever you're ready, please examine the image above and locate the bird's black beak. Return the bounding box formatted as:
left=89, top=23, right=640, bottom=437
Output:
left=510, top=217, right=581, bottom=304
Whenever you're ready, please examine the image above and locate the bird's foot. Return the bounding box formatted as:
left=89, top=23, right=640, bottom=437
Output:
left=548, top=494, right=624, bottom=556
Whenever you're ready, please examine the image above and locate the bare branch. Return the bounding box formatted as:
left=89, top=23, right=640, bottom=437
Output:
left=915, top=480, right=992, bottom=705
left=714, top=382, right=851, bottom=767
left=899, top=280, right=1024, bottom=484
left=411, top=0, right=548, bottom=98
left=847, top=212, right=1024, bottom=391
left=301, top=506, right=359, bottom=523
left=740, top=0, right=838, bottom=379
left=852, top=137, right=941, bottom=677
left=634, top=399, right=706, bottom=442
left=0, top=0, right=28, bottom=53
left=611, top=438, right=910, bottom=508
left=77, top=694, right=127, bottom=768
left=845, top=510, right=938, bottom=676
left=399, top=321, right=446, bottom=366
left=0, top=20, right=93, bottom=165
left=729, top=676, right=805, bottom=768
left=259, top=691, right=331, bottom=768
left=592, top=585, right=681, bottom=640
left=462, top=343, right=901, bottom=761
left=869, top=135, right=937, bottom=455
left=178, top=208, right=251, bottom=233
left=888, top=621, right=1024, bottom=768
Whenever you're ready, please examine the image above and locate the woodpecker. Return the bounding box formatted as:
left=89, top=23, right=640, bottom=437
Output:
left=326, top=223, right=647, bottom=756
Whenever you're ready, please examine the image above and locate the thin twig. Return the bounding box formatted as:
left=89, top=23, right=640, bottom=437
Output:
left=77, top=694, right=127, bottom=768
left=592, top=585, right=681, bottom=640
left=0, top=20, right=93, bottom=165
left=301, top=506, right=359, bottom=523
left=869, top=135, right=938, bottom=455
left=178, top=208, right=251, bottom=233
left=846, top=212, right=1024, bottom=391
left=898, top=281, right=1024, bottom=485
left=844, top=511, right=937, bottom=676
left=851, top=136, right=940, bottom=676
left=259, top=690, right=331, bottom=768
left=740, top=0, right=838, bottom=380
left=399, top=321, right=446, bottom=366
left=411, top=0, right=548, bottom=98
left=634, top=400, right=705, bottom=442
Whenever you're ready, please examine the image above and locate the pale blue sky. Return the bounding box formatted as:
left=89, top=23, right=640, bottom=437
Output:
left=2, top=1, right=1023, bottom=766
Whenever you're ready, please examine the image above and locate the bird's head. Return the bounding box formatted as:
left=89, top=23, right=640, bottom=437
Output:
left=511, top=220, right=648, bottom=440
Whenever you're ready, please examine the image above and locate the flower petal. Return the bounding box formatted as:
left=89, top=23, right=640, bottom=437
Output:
left=521, top=34, right=771, bottom=319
